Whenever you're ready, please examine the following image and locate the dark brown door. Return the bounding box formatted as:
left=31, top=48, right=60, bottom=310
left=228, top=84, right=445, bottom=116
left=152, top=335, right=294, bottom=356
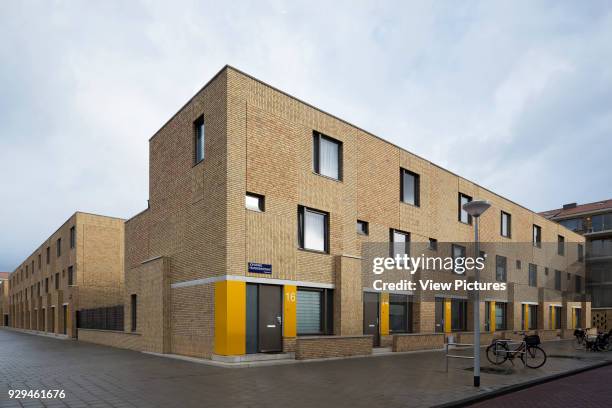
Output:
left=435, top=298, right=445, bottom=333
left=363, top=292, right=380, bottom=346
left=258, top=284, right=282, bottom=352
left=63, top=305, right=68, bottom=335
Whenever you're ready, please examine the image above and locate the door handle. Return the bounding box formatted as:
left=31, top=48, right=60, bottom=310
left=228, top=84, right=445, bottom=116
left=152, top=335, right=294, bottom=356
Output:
left=276, top=316, right=282, bottom=325
left=369, top=324, right=375, bottom=328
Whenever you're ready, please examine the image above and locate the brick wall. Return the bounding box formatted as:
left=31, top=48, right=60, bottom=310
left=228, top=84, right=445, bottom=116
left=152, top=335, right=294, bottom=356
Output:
left=295, top=335, right=372, bottom=360
left=392, top=333, right=445, bottom=352
left=78, top=329, right=142, bottom=351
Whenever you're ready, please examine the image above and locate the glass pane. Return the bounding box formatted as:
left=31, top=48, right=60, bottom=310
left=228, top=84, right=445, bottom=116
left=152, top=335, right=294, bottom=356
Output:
left=196, top=122, right=205, bottom=162
left=495, top=303, right=505, bottom=330
left=392, top=231, right=408, bottom=259
left=297, top=290, right=321, bottom=334
left=319, top=137, right=339, bottom=179
left=245, top=195, right=261, bottom=211
left=304, top=210, right=325, bottom=251
left=460, top=196, right=470, bottom=223
left=402, top=171, right=415, bottom=205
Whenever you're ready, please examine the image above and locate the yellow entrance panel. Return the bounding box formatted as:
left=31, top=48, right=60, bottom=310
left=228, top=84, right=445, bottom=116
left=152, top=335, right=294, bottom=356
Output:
left=215, top=280, right=246, bottom=356
left=283, top=285, right=297, bottom=338
left=444, top=299, right=452, bottom=333
left=490, top=301, right=496, bottom=333
left=524, top=304, right=529, bottom=331
left=380, top=293, right=389, bottom=336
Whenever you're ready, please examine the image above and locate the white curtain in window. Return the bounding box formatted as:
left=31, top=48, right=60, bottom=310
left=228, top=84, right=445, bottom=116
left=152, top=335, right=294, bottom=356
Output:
left=304, top=210, right=325, bottom=251
left=319, top=137, right=339, bottom=179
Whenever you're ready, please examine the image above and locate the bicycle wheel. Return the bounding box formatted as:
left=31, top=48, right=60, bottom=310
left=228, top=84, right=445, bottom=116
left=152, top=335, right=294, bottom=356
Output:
left=523, top=345, right=547, bottom=368
left=573, top=337, right=584, bottom=350
left=486, top=342, right=508, bottom=365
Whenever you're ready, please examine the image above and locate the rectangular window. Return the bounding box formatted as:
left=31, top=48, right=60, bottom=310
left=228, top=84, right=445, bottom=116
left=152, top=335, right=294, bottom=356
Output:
left=495, top=255, right=507, bottom=282
left=400, top=168, right=420, bottom=206
left=555, top=270, right=561, bottom=290
left=245, top=192, right=265, bottom=212
left=451, top=299, right=467, bottom=331
left=578, top=244, right=584, bottom=262
left=38, top=254, right=41, bottom=269
left=428, top=238, right=438, bottom=251
left=516, top=259, right=522, bottom=269
left=545, top=267, right=549, bottom=276
left=390, top=229, right=410, bottom=260
left=298, top=206, right=329, bottom=253
left=389, top=294, right=412, bottom=333
left=131, top=294, right=137, bottom=332
left=500, top=211, right=511, bottom=238
left=296, top=288, right=333, bottom=335
left=485, top=301, right=491, bottom=331
left=576, top=275, right=582, bottom=293
left=56, top=238, right=61, bottom=257
left=45, top=278, right=49, bottom=293
left=68, top=266, right=74, bottom=286
left=533, top=225, right=542, bottom=248
left=554, top=306, right=562, bottom=329
left=55, top=273, right=59, bottom=290
left=356, top=220, right=369, bottom=236
left=46, top=247, right=50, bottom=264
left=495, top=302, right=507, bottom=330
left=528, top=264, right=537, bottom=287
left=313, top=131, right=342, bottom=180
left=194, top=116, right=205, bottom=163
left=70, top=226, right=76, bottom=249
left=458, top=193, right=473, bottom=224
left=557, top=235, right=565, bottom=256
left=452, top=244, right=466, bottom=274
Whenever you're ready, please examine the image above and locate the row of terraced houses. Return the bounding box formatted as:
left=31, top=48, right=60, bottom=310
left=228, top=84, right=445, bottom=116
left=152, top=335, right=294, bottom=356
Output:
left=1, top=66, right=598, bottom=361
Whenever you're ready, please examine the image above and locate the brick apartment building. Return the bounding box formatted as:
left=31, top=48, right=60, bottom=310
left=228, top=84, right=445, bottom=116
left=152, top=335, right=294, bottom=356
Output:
left=0, top=272, right=8, bottom=326
left=6, top=212, right=125, bottom=338
left=542, top=199, right=612, bottom=331
left=73, top=65, right=589, bottom=360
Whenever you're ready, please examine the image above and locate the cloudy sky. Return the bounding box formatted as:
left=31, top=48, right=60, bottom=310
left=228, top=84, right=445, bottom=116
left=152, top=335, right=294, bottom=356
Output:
left=1, top=1, right=611, bottom=271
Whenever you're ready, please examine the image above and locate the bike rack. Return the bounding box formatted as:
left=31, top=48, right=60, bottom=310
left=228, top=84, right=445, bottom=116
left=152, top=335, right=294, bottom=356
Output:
left=445, top=342, right=474, bottom=372
left=491, top=339, right=527, bottom=368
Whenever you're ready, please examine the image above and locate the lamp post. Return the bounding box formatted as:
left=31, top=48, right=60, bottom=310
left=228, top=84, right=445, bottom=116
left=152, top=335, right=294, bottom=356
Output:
left=462, top=200, right=491, bottom=387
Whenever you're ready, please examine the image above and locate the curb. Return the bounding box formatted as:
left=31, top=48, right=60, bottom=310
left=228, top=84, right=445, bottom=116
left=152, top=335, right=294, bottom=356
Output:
left=433, top=359, right=612, bottom=407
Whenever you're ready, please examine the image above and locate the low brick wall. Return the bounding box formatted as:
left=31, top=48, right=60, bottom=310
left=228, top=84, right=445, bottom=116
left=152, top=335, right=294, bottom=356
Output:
left=561, top=329, right=575, bottom=339
left=78, top=329, right=142, bottom=351
left=283, top=336, right=296, bottom=353
left=392, top=333, right=445, bottom=352
left=295, top=335, right=372, bottom=360
left=456, top=332, right=494, bottom=345
left=538, top=329, right=560, bottom=341
left=501, top=330, right=537, bottom=341
left=380, top=335, right=393, bottom=348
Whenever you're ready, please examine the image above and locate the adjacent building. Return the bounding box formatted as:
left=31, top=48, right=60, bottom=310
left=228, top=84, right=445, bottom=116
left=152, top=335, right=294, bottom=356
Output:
left=0, top=272, right=9, bottom=326
left=541, top=199, right=612, bottom=331
left=6, top=212, right=125, bottom=338
left=74, top=65, right=588, bottom=360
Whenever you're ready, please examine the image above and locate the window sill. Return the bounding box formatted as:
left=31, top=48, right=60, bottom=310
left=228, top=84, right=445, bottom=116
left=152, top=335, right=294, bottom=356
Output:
left=458, top=221, right=473, bottom=226
left=400, top=201, right=420, bottom=209
left=246, top=208, right=264, bottom=213
left=192, top=159, right=204, bottom=168
left=298, top=248, right=330, bottom=256
left=312, top=171, right=342, bottom=183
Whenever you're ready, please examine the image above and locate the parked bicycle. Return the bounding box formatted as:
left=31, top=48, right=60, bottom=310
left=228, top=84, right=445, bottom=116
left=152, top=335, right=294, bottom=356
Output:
left=573, top=328, right=588, bottom=349
left=584, top=329, right=612, bottom=352
left=486, top=332, right=547, bottom=368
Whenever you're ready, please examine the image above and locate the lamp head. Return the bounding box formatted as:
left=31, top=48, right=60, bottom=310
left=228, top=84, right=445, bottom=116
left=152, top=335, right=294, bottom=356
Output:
left=463, top=200, right=491, bottom=218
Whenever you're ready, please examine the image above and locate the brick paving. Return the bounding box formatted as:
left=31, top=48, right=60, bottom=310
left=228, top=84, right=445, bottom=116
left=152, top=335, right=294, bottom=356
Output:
left=469, top=364, right=612, bottom=407
left=1, top=328, right=611, bottom=408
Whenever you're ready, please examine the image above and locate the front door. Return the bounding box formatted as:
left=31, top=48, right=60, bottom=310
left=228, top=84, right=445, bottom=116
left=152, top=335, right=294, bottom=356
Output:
left=63, top=305, right=68, bottom=335
left=435, top=298, right=444, bottom=332
left=363, top=292, right=380, bottom=346
left=258, top=284, right=282, bottom=352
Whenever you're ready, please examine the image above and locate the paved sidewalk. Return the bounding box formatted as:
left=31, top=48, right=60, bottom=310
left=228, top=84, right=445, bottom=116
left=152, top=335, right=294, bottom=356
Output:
left=1, top=328, right=610, bottom=407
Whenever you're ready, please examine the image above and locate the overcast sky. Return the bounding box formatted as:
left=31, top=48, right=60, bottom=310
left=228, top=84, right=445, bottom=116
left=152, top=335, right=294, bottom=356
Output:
left=1, top=1, right=611, bottom=271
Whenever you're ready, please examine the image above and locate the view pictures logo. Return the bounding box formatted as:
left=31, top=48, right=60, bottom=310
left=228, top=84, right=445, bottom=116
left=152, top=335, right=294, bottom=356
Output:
left=372, top=254, right=486, bottom=275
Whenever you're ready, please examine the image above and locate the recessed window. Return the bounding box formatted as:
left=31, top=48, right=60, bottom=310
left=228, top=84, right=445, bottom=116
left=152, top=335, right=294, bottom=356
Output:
left=458, top=193, right=472, bottom=224
left=296, top=288, right=333, bottom=335
left=298, top=206, right=329, bottom=253
left=356, top=220, right=369, bottom=236
left=55, top=273, right=59, bottom=290
left=194, top=115, right=205, bottom=163
left=578, top=244, right=584, bottom=262
left=46, top=247, right=50, bottom=264
left=313, top=131, right=342, bottom=180
left=495, top=255, right=507, bottom=282
left=131, top=294, right=138, bottom=332
left=557, top=235, right=565, bottom=256
left=516, top=259, right=522, bottom=269
left=495, top=302, right=507, bottom=330
left=576, top=275, right=582, bottom=293
left=400, top=168, right=420, bottom=206
left=555, top=269, right=561, bottom=290
left=545, top=267, right=549, bottom=276
left=390, top=229, right=410, bottom=259
left=533, top=224, right=542, bottom=248
left=245, top=193, right=265, bottom=212
left=70, top=226, right=76, bottom=249
left=56, top=238, right=62, bottom=257
left=390, top=294, right=413, bottom=333
left=68, top=266, right=74, bottom=286
left=452, top=244, right=466, bottom=274
left=501, top=211, right=511, bottom=238
left=528, top=264, right=537, bottom=287
left=451, top=299, right=468, bottom=331
left=428, top=238, right=438, bottom=251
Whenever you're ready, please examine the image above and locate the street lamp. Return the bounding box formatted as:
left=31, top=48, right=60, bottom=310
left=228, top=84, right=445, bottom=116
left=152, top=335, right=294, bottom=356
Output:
left=462, top=199, right=491, bottom=387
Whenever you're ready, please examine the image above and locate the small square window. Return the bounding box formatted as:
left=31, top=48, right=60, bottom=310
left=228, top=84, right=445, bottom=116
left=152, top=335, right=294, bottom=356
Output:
left=428, top=238, right=438, bottom=251
left=245, top=192, right=265, bottom=212
left=356, top=220, right=369, bottom=236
